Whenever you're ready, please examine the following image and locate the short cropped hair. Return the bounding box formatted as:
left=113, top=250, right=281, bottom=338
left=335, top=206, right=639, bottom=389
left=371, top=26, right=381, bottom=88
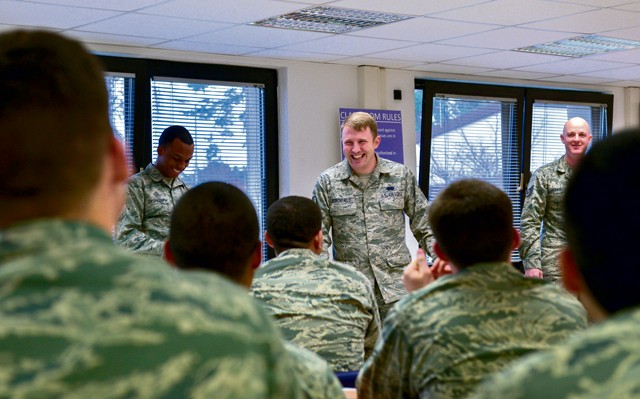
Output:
left=169, top=182, right=259, bottom=282
left=266, top=196, right=322, bottom=253
left=429, top=179, right=514, bottom=268
left=159, top=125, right=193, bottom=147
left=0, top=30, right=110, bottom=216
left=564, top=129, right=640, bottom=314
left=341, top=112, right=378, bottom=138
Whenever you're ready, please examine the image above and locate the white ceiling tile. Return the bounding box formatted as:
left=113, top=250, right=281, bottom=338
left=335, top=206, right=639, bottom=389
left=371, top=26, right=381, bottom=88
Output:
left=540, top=75, right=619, bottom=85
left=514, top=58, right=633, bottom=74
left=66, top=30, right=163, bottom=46
left=20, top=0, right=167, bottom=11
left=331, top=56, right=420, bottom=69
left=437, top=27, right=576, bottom=50
left=613, top=2, right=640, bottom=11
left=577, top=65, right=640, bottom=80
left=546, top=0, right=635, bottom=6
left=0, top=1, right=120, bottom=29
left=153, top=40, right=265, bottom=56
left=522, top=8, right=640, bottom=33
left=367, top=43, right=495, bottom=63
left=446, top=50, right=564, bottom=69
left=79, top=13, right=232, bottom=40
left=247, top=48, right=345, bottom=62
left=602, top=25, right=640, bottom=42
left=431, top=0, right=594, bottom=26
left=411, top=63, right=494, bottom=75
left=348, top=16, right=498, bottom=42
left=588, top=48, right=640, bottom=63
left=189, top=25, right=332, bottom=48
left=139, top=0, right=302, bottom=23
left=473, top=69, right=559, bottom=80
left=325, top=0, right=493, bottom=16
left=279, top=35, right=415, bottom=56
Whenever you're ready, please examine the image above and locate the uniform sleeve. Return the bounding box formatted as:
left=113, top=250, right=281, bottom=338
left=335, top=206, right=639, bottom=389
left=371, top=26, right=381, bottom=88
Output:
left=357, top=308, right=413, bottom=399
left=519, top=171, right=547, bottom=271
left=403, top=168, right=435, bottom=258
left=115, top=179, right=164, bottom=256
left=312, top=175, right=333, bottom=258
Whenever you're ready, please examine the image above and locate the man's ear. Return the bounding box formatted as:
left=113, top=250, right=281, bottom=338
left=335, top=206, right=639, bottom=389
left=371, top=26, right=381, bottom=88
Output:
left=312, top=230, right=323, bottom=255
left=251, top=240, right=262, bottom=270
left=433, top=242, right=449, bottom=263
left=264, top=231, right=275, bottom=249
left=512, top=228, right=521, bottom=251
left=163, top=240, right=177, bottom=267
left=560, top=247, right=581, bottom=294
left=110, top=136, right=129, bottom=184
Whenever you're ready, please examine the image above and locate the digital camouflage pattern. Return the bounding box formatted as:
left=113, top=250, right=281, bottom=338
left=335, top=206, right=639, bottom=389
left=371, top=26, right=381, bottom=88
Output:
left=519, top=156, right=572, bottom=282
left=0, top=219, right=301, bottom=399
left=115, top=163, right=189, bottom=257
left=285, top=342, right=346, bottom=399
left=471, top=307, right=640, bottom=399
left=250, top=248, right=381, bottom=372
left=312, top=157, right=433, bottom=305
left=357, top=262, right=587, bottom=399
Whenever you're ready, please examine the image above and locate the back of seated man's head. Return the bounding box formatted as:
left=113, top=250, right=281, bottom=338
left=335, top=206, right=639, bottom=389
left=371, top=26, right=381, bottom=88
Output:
left=266, top=196, right=322, bottom=254
left=429, top=179, right=514, bottom=269
left=563, top=129, right=640, bottom=316
left=0, top=30, right=112, bottom=225
left=167, top=181, right=260, bottom=285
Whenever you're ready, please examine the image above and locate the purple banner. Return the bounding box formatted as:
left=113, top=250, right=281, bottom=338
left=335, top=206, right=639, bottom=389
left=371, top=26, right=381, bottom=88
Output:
left=339, top=108, right=404, bottom=164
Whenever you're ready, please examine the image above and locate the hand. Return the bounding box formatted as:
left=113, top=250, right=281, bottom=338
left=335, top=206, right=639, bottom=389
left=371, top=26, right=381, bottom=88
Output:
left=430, top=257, right=453, bottom=279
left=524, top=268, right=544, bottom=279
left=403, top=248, right=435, bottom=293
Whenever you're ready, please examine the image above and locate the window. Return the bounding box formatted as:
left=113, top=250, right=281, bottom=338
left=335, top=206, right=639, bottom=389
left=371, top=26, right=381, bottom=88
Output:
left=416, top=80, right=613, bottom=264
left=101, top=56, right=278, bottom=258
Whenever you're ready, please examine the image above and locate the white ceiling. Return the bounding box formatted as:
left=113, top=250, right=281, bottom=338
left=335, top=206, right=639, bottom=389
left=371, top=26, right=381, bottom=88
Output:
left=2, top=0, right=640, bottom=87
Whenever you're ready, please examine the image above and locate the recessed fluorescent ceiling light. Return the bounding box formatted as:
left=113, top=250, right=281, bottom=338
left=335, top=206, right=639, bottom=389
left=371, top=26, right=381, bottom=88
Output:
left=250, top=6, right=412, bottom=34
left=514, top=35, right=640, bottom=57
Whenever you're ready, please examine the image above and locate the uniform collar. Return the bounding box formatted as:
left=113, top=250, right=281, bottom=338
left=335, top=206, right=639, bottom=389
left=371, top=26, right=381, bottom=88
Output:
left=335, top=154, right=391, bottom=180
left=145, top=163, right=185, bottom=187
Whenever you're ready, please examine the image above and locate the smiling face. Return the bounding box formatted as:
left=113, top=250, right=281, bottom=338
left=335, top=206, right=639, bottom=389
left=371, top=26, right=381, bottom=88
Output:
left=342, top=125, right=380, bottom=175
left=156, top=138, right=194, bottom=179
left=561, top=117, right=592, bottom=167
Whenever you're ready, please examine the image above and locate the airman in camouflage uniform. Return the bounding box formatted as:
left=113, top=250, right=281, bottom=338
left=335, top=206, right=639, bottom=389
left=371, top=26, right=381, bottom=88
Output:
left=165, top=185, right=346, bottom=399
left=519, top=156, right=572, bottom=282
left=0, top=220, right=301, bottom=399
left=473, top=129, right=640, bottom=399
left=0, top=30, right=300, bottom=398
left=357, top=179, right=587, bottom=399
left=285, top=342, right=347, bottom=399
left=519, top=117, right=592, bottom=282
left=251, top=248, right=381, bottom=372
left=116, top=125, right=194, bottom=257
left=357, top=262, right=587, bottom=399
left=312, top=112, right=433, bottom=318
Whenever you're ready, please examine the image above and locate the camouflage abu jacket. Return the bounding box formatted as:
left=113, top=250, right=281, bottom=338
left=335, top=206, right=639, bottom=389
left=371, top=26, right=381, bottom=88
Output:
left=251, top=248, right=380, bottom=372
left=357, top=262, right=587, bottom=399
left=312, top=156, right=433, bottom=304
left=0, top=219, right=301, bottom=399
left=471, top=306, right=640, bottom=399
left=519, top=155, right=572, bottom=281
left=115, top=163, right=189, bottom=257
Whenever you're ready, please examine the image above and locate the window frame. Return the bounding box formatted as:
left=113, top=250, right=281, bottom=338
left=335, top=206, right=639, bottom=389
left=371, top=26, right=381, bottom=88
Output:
left=100, top=55, right=280, bottom=258
left=416, top=79, right=614, bottom=206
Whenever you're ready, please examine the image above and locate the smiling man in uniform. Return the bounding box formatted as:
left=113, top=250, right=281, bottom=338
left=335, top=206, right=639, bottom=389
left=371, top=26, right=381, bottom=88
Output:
left=116, top=125, right=194, bottom=257
left=312, top=111, right=433, bottom=319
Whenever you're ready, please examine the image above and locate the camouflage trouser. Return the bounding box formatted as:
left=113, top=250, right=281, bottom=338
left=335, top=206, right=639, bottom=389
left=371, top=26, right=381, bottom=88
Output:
left=373, top=280, right=397, bottom=322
